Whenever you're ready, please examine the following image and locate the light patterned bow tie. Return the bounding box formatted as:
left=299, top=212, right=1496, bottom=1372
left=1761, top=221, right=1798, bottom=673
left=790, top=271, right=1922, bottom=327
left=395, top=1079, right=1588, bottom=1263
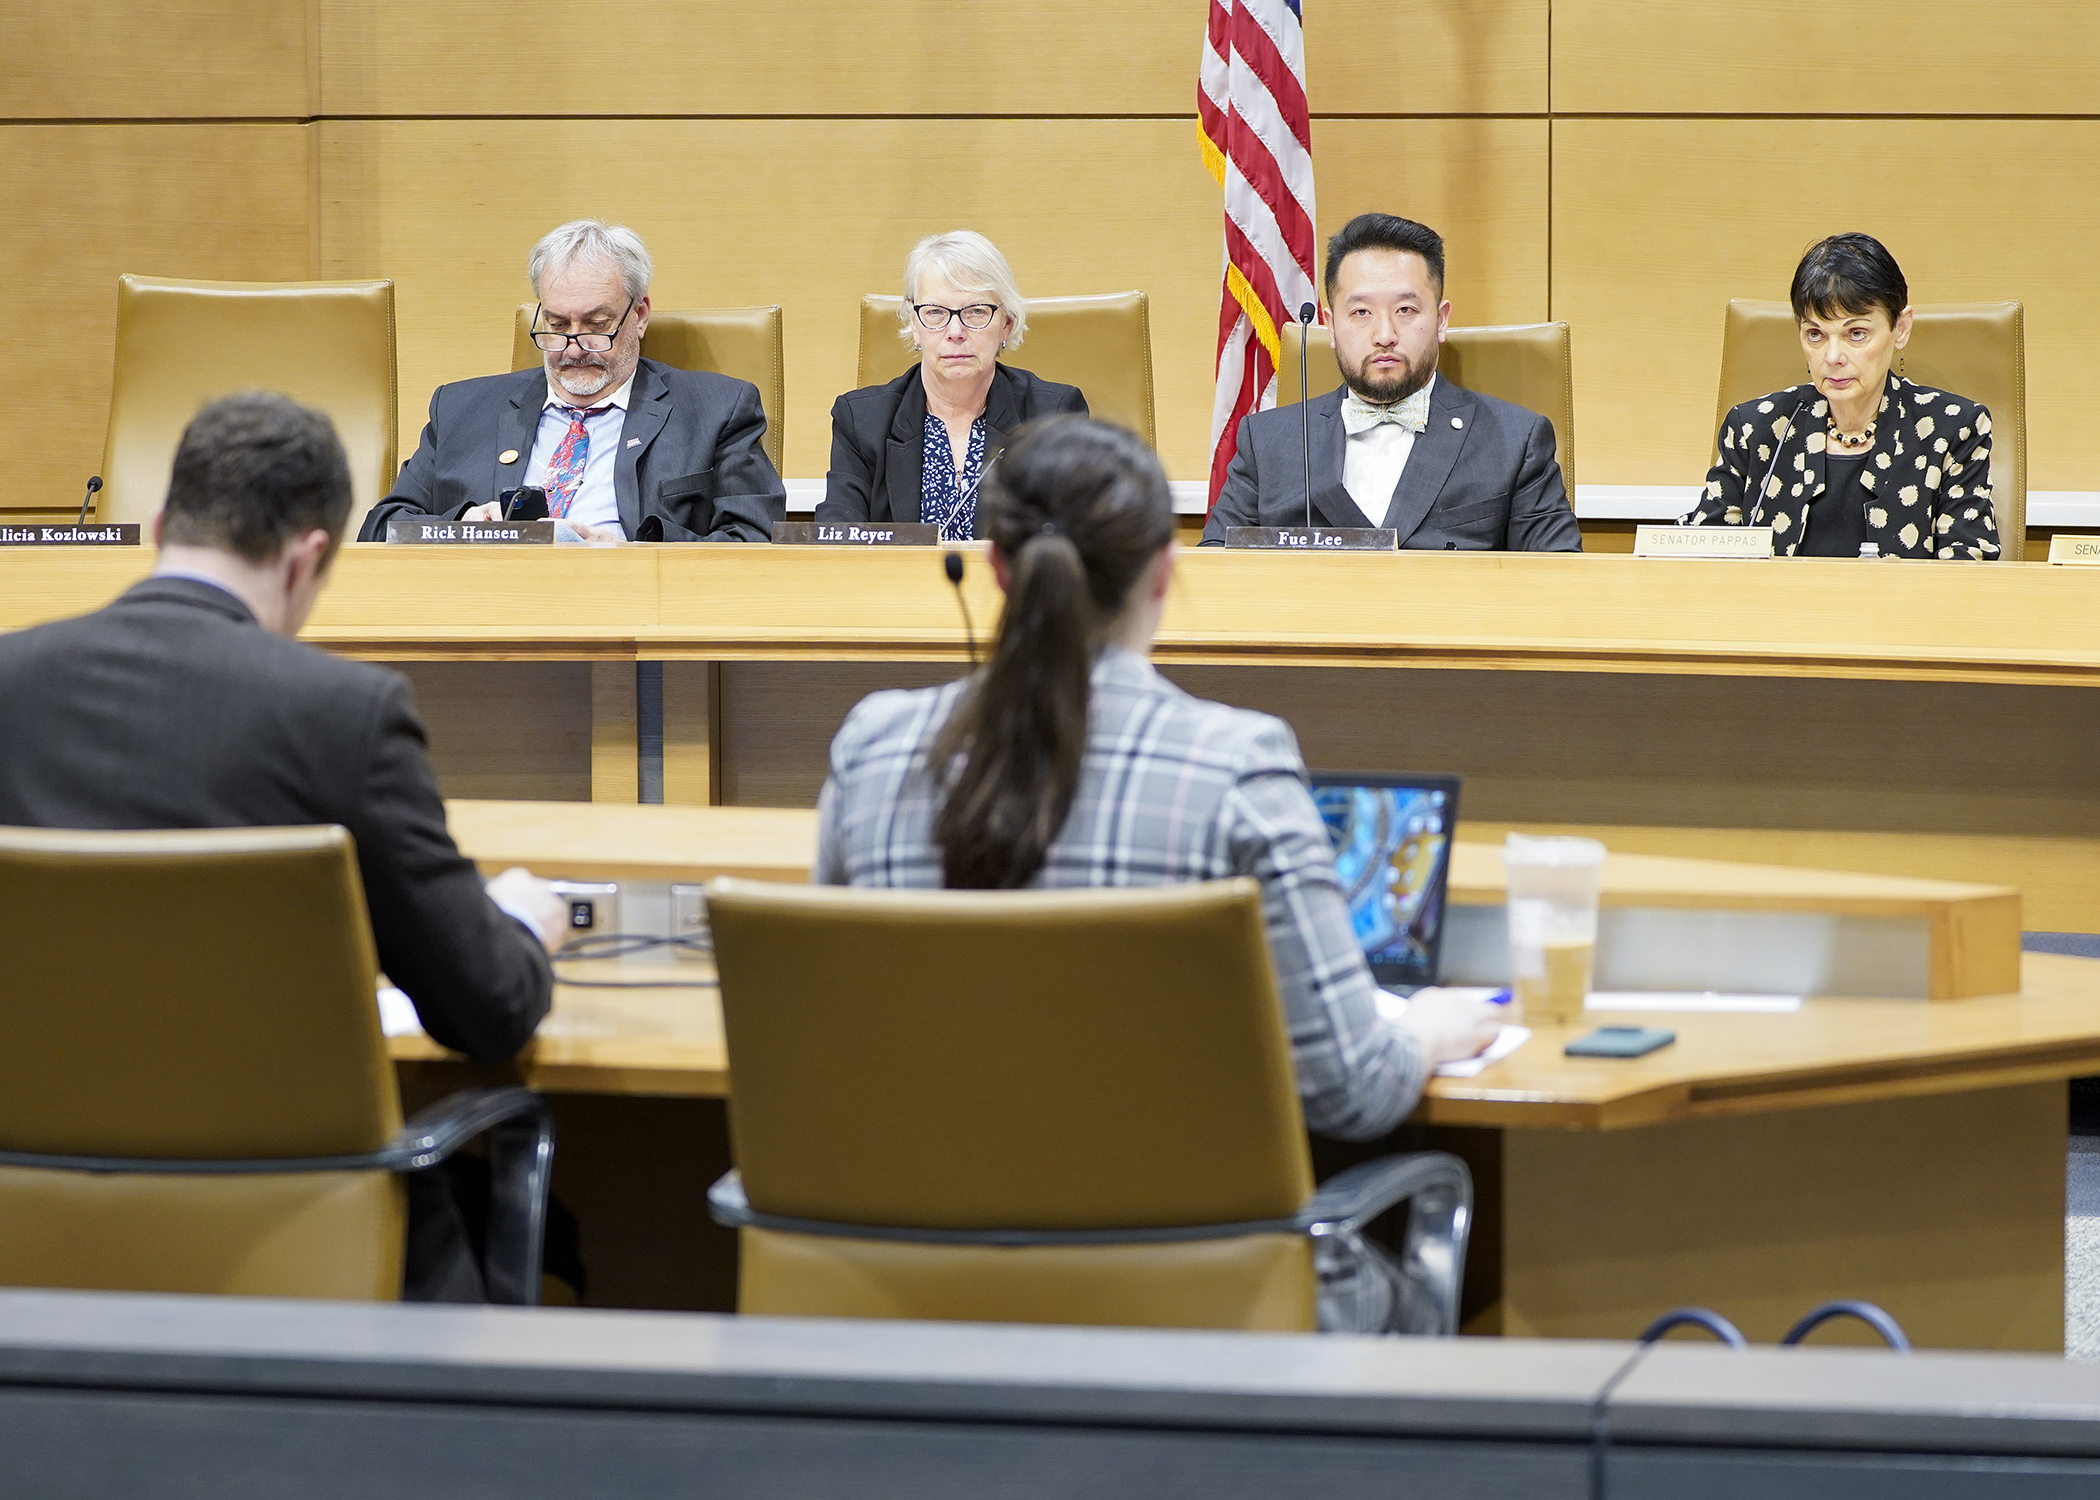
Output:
left=1341, top=385, right=1431, bottom=437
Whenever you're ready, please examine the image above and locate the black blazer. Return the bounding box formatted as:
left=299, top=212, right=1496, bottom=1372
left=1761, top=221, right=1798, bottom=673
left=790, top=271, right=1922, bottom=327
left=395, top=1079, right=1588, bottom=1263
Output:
left=819, top=363, right=1088, bottom=530
left=359, top=357, right=786, bottom=543
left=0, top=578, right=551, bottom=1062
left=1200, top=379, right=1580, bottom=550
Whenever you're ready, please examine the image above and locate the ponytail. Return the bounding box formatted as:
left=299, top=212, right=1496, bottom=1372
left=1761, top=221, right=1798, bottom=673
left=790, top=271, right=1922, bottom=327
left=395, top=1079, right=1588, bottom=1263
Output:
left=930, top=417, right=1172, bottom=889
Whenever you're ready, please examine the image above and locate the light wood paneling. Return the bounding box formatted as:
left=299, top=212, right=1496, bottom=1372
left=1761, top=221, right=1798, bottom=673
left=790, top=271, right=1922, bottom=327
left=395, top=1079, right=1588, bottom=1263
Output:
left=317, top=0, right=1542, bottom=118
left=318, top=117, right=1546, bottom=482
left=5, top=124, right=312, bottom=514
left=2, top=2, right=311, bottom=120
left=1554, top=0, right=2100, bottom=116
left=1553, top=118, right=2100, bottom=490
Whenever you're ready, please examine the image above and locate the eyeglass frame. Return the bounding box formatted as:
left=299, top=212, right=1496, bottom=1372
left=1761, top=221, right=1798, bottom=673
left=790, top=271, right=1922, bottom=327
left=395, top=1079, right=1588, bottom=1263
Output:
left=530, top=300, right=637, bottom=353
left=911, top=301, right=1002, bottom=333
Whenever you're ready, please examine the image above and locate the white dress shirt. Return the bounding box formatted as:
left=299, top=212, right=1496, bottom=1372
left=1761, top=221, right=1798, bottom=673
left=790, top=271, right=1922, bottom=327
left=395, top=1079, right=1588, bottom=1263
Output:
left=524, top=374, right=635, bottom=535
left=1341, top=375, right=1435, bottom=528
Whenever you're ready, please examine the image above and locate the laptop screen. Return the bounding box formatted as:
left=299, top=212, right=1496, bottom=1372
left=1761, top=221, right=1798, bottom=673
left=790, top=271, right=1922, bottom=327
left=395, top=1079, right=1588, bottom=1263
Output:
left=1308, top=772, right=1462, bottom=990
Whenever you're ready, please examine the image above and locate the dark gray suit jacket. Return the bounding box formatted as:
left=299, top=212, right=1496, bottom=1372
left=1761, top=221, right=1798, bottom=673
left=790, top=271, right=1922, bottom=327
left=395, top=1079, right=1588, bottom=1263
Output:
left=0, top=577, right=551, bottom=1063
left=359, top=357, right=786, bottom=542
left=1200, top=379, right=1581, bottom=551
left=819, top=363, right=1087, bottom=531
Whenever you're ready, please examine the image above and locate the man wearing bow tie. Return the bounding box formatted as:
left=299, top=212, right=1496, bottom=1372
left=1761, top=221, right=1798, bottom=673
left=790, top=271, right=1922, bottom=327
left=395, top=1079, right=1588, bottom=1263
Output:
left=1200, top=213, right=1580, bottom=551
left=359, top=219, right=785, bottom=544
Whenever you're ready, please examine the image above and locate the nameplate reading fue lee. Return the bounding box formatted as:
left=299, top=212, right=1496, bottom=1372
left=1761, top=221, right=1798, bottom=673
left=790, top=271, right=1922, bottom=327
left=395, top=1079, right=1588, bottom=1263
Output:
left=2048, top=534, right=2100, bottom=565
left=0, top=524, right=140, bottom=547
left=1224, top=526, right=1398, bottom=552
left=771, top=521, right=939, bottom=546
left=386, top=519, right=554, bottom=545
left=1633, top=525, right=1775, bottom=559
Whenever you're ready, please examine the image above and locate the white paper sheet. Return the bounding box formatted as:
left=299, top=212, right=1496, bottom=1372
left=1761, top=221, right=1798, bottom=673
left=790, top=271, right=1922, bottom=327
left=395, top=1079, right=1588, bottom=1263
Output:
left=1586, top=992, right=1802, bottom=1014
left=1375, top=989, right=1531, bottom=1076
left=376, top=984, right=424, bottom=1037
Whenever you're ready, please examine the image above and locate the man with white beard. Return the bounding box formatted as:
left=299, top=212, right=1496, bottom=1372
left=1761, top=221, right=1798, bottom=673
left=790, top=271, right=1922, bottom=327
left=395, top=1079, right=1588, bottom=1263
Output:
left=360, top=219, right=784, bottom=543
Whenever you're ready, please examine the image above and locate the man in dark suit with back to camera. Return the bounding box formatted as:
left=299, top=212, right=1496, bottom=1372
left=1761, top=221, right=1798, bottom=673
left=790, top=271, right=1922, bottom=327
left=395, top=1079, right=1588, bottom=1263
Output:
left=360, top=218, right=785, bottom=543
left=1202, top=213, right=1581, bottom=551
left=0, top=392, right=569, bottom=1296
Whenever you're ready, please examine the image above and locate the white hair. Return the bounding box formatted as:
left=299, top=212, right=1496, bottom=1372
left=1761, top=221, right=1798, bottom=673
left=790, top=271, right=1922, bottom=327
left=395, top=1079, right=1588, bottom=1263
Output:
left=899, top=230, right=1028, bottom=349
left=529, top=219, right=652, bottom=305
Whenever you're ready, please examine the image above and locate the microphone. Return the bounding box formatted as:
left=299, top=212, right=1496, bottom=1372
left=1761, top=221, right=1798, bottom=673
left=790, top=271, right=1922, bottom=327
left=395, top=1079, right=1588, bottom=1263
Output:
left=76, top=475, right=102, bottom=526
left=1298, top=302, right=1317, bottom=531
left=943, top=551, right=978, bottom=669
left=1746, top=398, right=1807, bottom=530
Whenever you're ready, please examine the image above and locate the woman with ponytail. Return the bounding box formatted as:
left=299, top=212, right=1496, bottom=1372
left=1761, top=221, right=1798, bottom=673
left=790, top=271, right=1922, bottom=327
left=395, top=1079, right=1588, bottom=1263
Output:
left=815, top=417, right=1497, bottom=1328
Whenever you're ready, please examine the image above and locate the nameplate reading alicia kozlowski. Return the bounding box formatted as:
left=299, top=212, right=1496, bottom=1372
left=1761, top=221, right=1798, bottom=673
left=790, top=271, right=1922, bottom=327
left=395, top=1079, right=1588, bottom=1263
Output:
left=772, top=521, right=939, bottom=546
left=0, top=524, right=140, bottom=546
left=386, top=519, right=554, bottom=545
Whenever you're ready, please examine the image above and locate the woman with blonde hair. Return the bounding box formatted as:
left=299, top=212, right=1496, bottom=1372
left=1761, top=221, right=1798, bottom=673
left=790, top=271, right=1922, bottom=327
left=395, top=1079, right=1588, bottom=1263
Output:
left=820, top=230, right=1088, bottom=539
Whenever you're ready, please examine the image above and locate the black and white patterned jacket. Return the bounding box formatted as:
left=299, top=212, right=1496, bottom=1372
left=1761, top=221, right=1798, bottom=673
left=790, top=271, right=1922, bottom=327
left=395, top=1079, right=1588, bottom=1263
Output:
left=1681, top=374, right=1999, bottom=559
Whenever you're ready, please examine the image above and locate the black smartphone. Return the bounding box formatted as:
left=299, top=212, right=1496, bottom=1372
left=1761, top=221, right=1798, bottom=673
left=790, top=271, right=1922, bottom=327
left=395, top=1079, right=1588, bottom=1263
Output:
left=1564, top=1026, right=1675, bottom=1059
left=505, top=485, right=549, bottom=522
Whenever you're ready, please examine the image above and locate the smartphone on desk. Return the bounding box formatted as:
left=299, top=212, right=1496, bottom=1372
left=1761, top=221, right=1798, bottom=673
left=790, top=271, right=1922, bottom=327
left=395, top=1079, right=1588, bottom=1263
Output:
left=1564, top=1026, right=1675, bottom=1059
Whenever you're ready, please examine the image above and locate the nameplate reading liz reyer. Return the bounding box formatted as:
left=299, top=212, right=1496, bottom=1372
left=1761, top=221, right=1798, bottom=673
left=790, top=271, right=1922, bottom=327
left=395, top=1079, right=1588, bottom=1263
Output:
left=2048, top=534, right=2100, bottom=565
left=385, top=519, right=554, bottom=545
left=0, top=524, right=140, bottom=547
left=771, top=521, right=939, bottom=546
left=1633, top=525, right=1775, bottom=559
left=1223, top=527, right=1399, bottom=551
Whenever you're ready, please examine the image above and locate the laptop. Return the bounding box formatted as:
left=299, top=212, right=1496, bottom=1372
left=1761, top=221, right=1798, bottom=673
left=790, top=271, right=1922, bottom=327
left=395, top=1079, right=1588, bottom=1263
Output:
left=1308, top=771, right=1461, bottom=994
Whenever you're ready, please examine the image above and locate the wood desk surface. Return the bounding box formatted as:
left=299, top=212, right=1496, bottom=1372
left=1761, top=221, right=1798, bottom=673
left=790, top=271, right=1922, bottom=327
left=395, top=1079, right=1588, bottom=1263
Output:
left=388, top=951, right=2100, bottom=1130
left=11, top=544, right=2100, bottom=686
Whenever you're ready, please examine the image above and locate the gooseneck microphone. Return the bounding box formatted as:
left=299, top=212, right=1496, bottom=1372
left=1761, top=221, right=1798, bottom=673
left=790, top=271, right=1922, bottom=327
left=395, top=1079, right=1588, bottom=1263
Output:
left=76, top=475, right=102, bottom=526
left=943, top=551, right=979, bottom=669
left=1746, top=398, right=1807, bottom=530
left=1298, top=303, right=1317, bottom=531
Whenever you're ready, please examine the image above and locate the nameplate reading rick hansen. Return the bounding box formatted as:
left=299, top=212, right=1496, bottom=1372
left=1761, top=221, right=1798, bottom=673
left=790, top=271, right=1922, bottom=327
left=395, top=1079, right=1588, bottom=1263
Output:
left=386, top=519, right=554, bottom=545
left=772, top=521, right=939, bottom=546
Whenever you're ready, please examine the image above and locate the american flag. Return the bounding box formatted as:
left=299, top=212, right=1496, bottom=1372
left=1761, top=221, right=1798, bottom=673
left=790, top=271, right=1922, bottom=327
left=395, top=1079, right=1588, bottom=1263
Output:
left=1198, top=0, right=1319, bottom=506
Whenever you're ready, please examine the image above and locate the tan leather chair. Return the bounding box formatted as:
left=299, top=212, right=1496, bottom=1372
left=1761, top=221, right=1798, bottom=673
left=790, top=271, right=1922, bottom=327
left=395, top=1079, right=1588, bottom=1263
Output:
left=1279, top=321, right=1577, bottom=492
left=858, top=293, right=1156, bottom=448
left=1716, top=300, right=2027, bottom=557
left=512, top=304, right=786, bottom=472
left=0, top=825, right=551, bottom=1302
left=705, top=877, right=1470, bottom=1335
left=99, top=275, right=398, bottom=537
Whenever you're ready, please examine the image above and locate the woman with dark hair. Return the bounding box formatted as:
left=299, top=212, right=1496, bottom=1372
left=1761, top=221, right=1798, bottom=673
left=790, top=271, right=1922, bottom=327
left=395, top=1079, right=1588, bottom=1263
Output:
left=814, top=415, right=1498, bottom=1331
left=1682, top=233, right=1999, bottom=559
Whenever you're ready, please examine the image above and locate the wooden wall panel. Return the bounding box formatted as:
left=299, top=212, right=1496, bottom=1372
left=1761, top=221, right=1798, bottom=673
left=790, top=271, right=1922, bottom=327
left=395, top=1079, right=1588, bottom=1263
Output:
left=1552, top=118, right=2100, bottom=490
left=1, top=2, right=311, bottom=120
left=4, top=124, right=313, bottom=515
left=1554, top=0, right=2100, bottom=116
left=318, top=117, right=1545, bottom=482
left=316, top=0, right=1543, bottom=117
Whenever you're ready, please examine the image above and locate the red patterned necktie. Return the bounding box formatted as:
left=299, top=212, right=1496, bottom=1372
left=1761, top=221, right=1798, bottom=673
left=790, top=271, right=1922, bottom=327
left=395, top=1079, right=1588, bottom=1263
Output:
left=544, top=405, right=608, bottom=519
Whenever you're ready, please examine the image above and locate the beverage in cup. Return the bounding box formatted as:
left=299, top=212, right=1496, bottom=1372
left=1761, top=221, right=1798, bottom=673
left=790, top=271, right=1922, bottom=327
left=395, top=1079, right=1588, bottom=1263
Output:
left=1504, top=833, right=1606, bottom=1026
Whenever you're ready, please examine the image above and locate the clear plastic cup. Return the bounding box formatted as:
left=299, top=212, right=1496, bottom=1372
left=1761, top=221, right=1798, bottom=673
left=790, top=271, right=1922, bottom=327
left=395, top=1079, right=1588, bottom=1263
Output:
left=1504, top=834, right=1606, bottom=1027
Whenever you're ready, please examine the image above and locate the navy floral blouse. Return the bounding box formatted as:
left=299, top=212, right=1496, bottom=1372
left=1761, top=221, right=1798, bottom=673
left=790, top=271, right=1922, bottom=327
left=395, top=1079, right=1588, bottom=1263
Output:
left=922, top=413, right=987, bottom=542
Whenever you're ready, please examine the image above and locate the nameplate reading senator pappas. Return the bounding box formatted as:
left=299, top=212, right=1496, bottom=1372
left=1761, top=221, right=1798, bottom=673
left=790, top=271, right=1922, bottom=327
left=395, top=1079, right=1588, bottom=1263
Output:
left=2048, top=534, right=2100, bottom=566
left=772, top=521, right=939, bottom=546
left=0, top=524, right=140, bottom=547
left=1633, top=525, right=1775, bottom=559
left=386, top=519, right=555, bottom=545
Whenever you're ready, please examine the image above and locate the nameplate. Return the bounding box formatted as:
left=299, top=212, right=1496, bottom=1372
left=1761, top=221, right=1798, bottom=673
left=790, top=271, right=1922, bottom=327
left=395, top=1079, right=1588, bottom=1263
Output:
left=0, top=524, right=140, bottom=546
left=772, top=521, right=939, bottom=547
left=1634, top=525, right=1774, bottom=559
left=385, top=519, right=554, bottom=545
left=1224, top=526, right=1398, bottom=552
left=2048, top=534, right=2100, bottom=565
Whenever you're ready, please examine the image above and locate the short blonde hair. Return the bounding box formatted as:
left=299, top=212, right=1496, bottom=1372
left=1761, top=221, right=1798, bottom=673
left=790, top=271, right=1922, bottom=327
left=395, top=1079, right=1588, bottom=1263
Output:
left=899, top=230, right=1028, bottom=349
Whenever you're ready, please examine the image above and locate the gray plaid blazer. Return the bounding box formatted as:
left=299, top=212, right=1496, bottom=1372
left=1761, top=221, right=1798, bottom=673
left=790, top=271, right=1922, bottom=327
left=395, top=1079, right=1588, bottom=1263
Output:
left=814, top=645, right=1428, bottom=1143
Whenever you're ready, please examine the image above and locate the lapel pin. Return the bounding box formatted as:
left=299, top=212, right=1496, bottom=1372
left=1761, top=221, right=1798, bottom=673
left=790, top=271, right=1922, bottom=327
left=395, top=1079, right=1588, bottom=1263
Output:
left=627, top=437, right=641, bottom=448
left=1451, top=417, right=1464, bottom=429
left=498, top=449, right=520, bottom=464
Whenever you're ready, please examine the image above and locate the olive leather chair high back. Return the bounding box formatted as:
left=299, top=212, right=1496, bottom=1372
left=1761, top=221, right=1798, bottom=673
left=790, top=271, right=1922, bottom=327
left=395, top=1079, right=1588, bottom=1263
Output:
left=0, top=825, right=551, bottom=1302
left=511, top=304, right=786, bottom=472
left=1715, top=299, right=2028, bottom=557
left=705, top=877, right=1472, bottom=1335
left=1279, top=321, right=1578, bottom=493
left=99, top=275, right=398, bottom=537
left=857, top=293, right=1156, bottom=448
